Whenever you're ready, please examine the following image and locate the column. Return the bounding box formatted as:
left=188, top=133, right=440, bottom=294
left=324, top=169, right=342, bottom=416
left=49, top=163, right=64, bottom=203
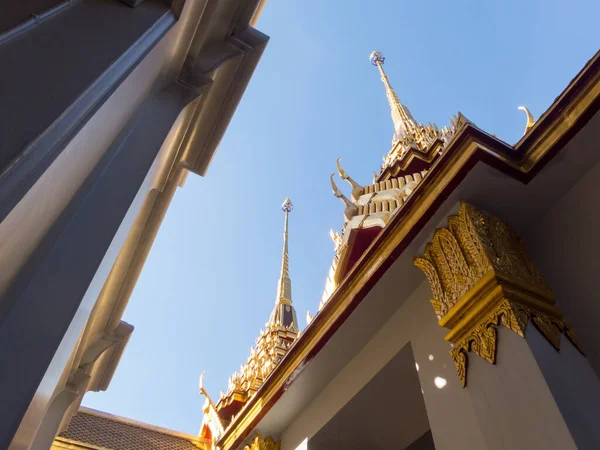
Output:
left=0, top=82, right=198, bottom=450
left=414, top=201, right=600, bottom=449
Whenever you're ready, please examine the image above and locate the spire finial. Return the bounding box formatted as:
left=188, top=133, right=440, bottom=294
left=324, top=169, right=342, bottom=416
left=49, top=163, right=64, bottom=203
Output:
left=277, top=198, right=293, bottom=304
left=369, top=50, right=418, bottom=145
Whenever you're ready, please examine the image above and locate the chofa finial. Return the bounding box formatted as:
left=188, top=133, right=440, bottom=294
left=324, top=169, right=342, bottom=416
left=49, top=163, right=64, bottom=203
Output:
left=306, top=310, right=313, bottom=325
left=517, top=106, right=535, bottom=135
left=330, top=174, right=353, bottom=208
left=199, top=371, right=216, bottom=407
left=336, top=158, right=362, bottom=191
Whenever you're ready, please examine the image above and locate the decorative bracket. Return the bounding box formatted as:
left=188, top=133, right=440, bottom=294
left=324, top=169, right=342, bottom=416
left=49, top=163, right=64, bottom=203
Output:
left=414, top=202, right=583, bottom=386
left=243, top=432, right=281, bottom=450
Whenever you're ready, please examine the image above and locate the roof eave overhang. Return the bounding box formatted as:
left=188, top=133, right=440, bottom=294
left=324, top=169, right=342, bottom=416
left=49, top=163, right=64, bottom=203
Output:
left=178, top=26, right=268, bottom=176
left=217, top=49, right=600, bottom=450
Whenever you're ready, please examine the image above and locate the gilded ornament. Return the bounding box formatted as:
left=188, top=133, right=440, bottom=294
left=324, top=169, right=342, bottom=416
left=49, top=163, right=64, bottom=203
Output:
left=518, top=106, right=536, bottom=135
left=216, top=201, right=299, bottom=418
left=369, top=50, right=456, bottom=171
left=243, top=432, right=281, bottom=450
left=415, top=202, right=584, bottom=387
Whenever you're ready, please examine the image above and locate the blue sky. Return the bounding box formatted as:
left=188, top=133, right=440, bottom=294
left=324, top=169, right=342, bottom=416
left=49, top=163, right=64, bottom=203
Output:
left=84, top=0, right=600, bottom=435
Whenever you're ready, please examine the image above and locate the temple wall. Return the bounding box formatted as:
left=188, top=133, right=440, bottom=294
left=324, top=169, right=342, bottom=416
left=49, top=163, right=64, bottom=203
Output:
left=280, top=279, right=486, bottom=450
left=525, top=156, right=600, bottom=379
left=0, top=0, right=172, bottom=176
left=282, top=153, right=600, bottom=450
left=0, top=0, right=264, bottom=446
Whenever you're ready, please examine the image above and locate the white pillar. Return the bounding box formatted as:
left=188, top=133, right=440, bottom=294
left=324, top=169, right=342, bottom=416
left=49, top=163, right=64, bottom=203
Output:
left=410, top=283, right=487, bottom=450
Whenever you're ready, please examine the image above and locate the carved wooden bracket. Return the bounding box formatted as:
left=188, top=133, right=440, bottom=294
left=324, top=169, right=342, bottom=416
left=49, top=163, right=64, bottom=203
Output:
left=414, top=202, right=583, bottom=387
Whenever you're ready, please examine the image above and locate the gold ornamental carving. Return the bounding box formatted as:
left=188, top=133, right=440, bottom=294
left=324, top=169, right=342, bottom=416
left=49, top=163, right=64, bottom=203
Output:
left=414, top=202, right=584, bottom=387
left=243, top=432, right=281, bottom=450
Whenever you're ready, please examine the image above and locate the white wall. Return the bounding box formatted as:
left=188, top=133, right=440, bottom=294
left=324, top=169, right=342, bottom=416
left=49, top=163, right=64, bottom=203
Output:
left=281, top=281, right=486, bottom=450
left=526, top=157, right=600, bottom=378
left=4, top=7, right=202, bottom=448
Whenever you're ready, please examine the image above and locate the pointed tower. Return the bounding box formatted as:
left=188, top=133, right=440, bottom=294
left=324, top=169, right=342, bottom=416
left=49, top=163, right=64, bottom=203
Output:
left=369, top=50, right=459, bottom=176
left=369, top=50, right=418, bottom=144
left=311, top=53, right=465, bottom=321
left=268, top=198, right=299, bottom=331
left=210, top=199, right=300, bottom=427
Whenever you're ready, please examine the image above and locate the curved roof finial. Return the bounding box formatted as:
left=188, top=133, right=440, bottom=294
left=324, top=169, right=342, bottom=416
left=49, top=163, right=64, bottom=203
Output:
left=518, top=106, right=535, bottom=135
left=199, top=371, right=216, bottom=407
left=306, top=310, right=313, bottom=325
left=330, top=174, right=353, bottom=209
left=337, top=158, right=362, bottom=191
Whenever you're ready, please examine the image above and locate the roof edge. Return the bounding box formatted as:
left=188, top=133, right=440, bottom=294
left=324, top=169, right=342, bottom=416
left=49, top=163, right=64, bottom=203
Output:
left=77, top=407, right=209, bottom=444
left=216, top=48, right=600, bottom=450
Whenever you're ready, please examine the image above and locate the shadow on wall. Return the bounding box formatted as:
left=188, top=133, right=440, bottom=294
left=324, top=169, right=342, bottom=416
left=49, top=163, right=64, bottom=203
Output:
left=306, top=344, right=435, bottom=450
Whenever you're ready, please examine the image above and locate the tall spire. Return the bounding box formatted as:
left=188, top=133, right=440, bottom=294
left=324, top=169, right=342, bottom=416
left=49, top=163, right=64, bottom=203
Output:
left=268, top=198, right=298, bottom=331
left=369, top=50, right=418, bottom=144
left=369, top=50, right=456, bottom=171
left=277, top=198, right=293, bottom=305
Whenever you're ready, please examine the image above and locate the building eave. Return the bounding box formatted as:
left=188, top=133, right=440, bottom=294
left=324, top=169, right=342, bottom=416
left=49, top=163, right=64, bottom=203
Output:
left=217, top=49, right=600, bottom=450
left=180, top=28, right=268, bottom=176
left=88, top=321, right=135, bottom=393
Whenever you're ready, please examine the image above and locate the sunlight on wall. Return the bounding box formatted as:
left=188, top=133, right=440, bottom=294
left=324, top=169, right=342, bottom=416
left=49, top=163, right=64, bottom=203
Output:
left=434, top=376, right=447, bottom=389
left=295, top=438, right=308, bottom=450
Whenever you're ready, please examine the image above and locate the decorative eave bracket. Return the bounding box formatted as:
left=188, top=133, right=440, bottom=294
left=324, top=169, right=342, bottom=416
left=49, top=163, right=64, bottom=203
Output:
left=414, top=201, right=584, bottom=387
left=243, top=432, right=281, bottom=450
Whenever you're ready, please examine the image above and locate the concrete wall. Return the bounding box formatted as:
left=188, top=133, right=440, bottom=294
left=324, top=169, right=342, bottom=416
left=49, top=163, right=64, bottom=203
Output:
left=1, top=2, right=207, bottom=448
left=0, top=0, right=176, bottom=223
left=280, top=281, right=486, bottom=450
left=281, top=156, right=600, bottom=449
left=406, top=431, right=435, bottom=450
left=526, top=157, right=600, bottom=378
left=0, top=0, right=170, bottom=174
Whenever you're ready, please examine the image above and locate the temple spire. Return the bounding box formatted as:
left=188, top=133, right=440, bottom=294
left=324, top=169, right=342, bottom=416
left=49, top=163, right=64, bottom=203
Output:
left=369, top=50, right=418, bottom=144
left=277, top=198, right=293, bottom=305
left=268, top=198, right=298, bottom=331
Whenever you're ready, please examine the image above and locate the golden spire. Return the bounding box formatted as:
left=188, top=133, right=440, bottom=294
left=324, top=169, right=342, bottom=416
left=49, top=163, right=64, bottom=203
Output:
left=369, top=50, right=418, bottom=144
left=277, top=198, right=292, bottom=305
left=369, top=50, right=456, bottom=171
left=268, top=198, right=298, bottom=331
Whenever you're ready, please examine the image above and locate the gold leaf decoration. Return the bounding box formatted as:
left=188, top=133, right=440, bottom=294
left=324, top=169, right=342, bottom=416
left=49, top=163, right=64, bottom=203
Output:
left=414, top=256, right=445, bottom=318
left=243, top=432, right=281, bottom=450
left=415, top=201, right=585, bottom=387
left=450, top=347, right=468, bottom=387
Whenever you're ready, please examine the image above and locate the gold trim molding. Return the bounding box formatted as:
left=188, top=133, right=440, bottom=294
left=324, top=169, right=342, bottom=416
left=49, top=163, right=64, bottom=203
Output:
left=243, top=432, right=281, bottom=450
left=415, top=202, right=584, bottom=386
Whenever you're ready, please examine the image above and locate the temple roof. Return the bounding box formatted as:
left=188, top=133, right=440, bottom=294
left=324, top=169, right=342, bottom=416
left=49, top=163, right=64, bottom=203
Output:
left=218, top=49, right=600, bottom=450
left=56, top=408, right=208, bottom=450
left=204, top=199, right=300, bottom=430
left=369, top=50, right=455, bottom=175
left=308, top=52, right=461, bottom=322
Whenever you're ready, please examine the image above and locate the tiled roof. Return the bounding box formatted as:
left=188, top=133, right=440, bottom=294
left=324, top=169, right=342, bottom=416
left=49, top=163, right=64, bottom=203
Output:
left=58, top=409, right=205, bottom=450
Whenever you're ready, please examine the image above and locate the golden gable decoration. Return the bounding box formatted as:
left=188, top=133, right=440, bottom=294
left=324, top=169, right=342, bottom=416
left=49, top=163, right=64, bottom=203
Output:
left=243, top=432, right=281, bottom=450
left=414, top=201, right=584, bottom=387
